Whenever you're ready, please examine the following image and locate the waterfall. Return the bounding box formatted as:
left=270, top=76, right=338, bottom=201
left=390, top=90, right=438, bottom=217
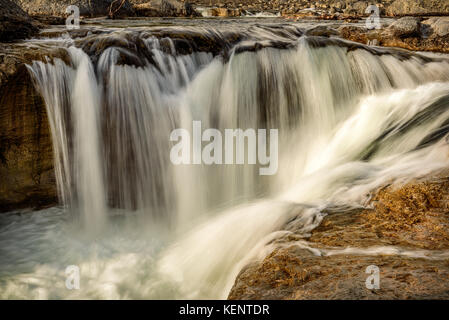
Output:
left=18, top=26, right=449, bottom=299
left=28, top=48, right=107, bottom=232
left=71, top=48, right=107, bottom=232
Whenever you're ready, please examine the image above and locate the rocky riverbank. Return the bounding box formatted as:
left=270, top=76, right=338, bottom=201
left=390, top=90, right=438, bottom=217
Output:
left=4, top=0, right=449, bottom=21
left=187, top=0, right=449, bottom=17
left=229, top=176, right=449, bottom=299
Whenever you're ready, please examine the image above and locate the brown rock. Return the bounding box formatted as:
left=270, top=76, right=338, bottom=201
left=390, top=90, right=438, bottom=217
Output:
left=229, top=177, right=449, bottom=299
left=0, top=44, right=68, bottom=212
left=305, top=25, right=339, bottom=37
left=229, top=247, right=449, bottom=299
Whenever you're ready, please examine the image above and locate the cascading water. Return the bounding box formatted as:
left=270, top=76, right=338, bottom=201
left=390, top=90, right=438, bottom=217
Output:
left=2, top=22, right=449, bottom=299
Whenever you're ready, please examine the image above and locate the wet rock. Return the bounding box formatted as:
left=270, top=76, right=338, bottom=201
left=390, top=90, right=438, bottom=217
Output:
left=0, top=0, right=39, bottom=42
left=229, top=177, right=449, bottom=299
left=75, top=27, right=244, bottom=62
left=0, top=44, right=68, bottom=212
left=0, top=65, right=56, bottom=212
left=32, top=15, right=67, bottom=25
left=229, top=246, right=449, bottom=299
left=305, top=25, right=339, bottom=37
left=338, top=25, right=370, bottom=43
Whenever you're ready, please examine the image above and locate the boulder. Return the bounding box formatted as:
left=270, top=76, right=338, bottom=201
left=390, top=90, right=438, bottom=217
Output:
left=422, top=17, right=449, bottom=37
left=388, top=16, right=421, bottom=37
left=0, top=0, right=38, bottom=42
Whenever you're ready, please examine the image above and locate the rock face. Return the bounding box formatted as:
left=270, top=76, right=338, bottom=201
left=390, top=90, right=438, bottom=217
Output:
left=13, top=0, right=135, bottom=17
left=0, top=0, right=38, bottom=42
left=0, top=45, right=67, bottom=212
left=229, top=178, right=449, bottom=299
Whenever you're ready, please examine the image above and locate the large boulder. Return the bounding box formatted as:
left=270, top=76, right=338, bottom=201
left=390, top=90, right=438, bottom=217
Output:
left=0, top=0, right=38, bottom=42
left=387, top=16, right=421, bottom=37
left=13, top=0, right=135, bottom=17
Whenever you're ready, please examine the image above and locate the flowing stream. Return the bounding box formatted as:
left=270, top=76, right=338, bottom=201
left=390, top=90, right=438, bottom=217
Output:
left=1, top=20, right=449, bottom=299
